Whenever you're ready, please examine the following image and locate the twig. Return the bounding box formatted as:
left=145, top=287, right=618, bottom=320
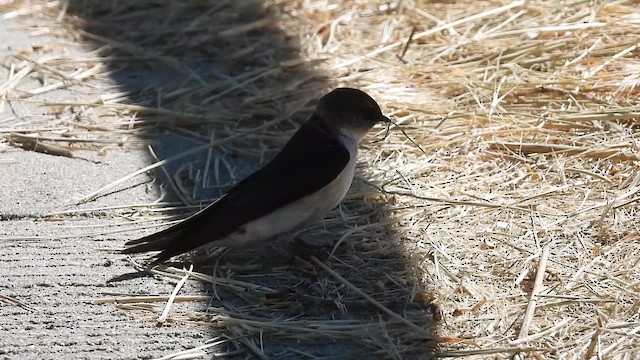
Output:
left=157, top=264, right=193, bottom=325
left=516, top=244, right=551, bottom=342
left=0, top=293, right=36, bottom=312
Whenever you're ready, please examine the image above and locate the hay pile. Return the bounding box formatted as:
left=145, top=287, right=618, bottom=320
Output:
left=2, top=0, right=640, bottom=358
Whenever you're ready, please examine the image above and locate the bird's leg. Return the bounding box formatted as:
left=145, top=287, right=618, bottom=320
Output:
left=267, top=232, right=299, bottom=262
left=190, top=246, right=228, bottom=265
left=273, top=231, right=332, bottom=261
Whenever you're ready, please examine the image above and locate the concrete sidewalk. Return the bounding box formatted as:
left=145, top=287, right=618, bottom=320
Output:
left=0, top=16, right=210, bottom=360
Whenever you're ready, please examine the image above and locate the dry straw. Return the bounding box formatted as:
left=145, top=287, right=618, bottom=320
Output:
left=2, top=0, right=640, bottom=358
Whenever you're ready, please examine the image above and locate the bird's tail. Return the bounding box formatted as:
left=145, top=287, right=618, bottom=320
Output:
left=121, top=227, right=186, bottom=263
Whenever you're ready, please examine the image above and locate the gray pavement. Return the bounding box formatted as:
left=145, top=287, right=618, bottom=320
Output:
left=0, top=15, right=211, bottom=360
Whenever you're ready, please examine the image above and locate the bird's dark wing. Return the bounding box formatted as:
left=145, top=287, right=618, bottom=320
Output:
left=123, top=116, right=350, bottom=262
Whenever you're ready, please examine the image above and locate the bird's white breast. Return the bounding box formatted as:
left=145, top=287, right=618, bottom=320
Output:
left=214, top=135, right=358, bottom=247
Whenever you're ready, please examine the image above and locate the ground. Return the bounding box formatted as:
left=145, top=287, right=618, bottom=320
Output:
left=3, top=1, right=640, bottom=359
left=1, top=2, right=433, bottom=359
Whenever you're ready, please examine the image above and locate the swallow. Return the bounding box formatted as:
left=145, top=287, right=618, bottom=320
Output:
left=122, top=88, right=390, bottom=263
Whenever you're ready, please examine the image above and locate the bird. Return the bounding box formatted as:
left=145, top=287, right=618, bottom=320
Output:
left=122, top=88, right=390, bottom=263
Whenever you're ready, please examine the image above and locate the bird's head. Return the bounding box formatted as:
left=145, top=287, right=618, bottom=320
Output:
left=314, top=88, right=390, bottom=141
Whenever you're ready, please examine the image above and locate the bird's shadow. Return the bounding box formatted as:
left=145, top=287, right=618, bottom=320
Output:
left=69, top=1, right=438, bottom=358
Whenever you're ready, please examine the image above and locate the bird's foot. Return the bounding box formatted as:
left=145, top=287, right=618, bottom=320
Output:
left=280, top=235, right=332, bottom=261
